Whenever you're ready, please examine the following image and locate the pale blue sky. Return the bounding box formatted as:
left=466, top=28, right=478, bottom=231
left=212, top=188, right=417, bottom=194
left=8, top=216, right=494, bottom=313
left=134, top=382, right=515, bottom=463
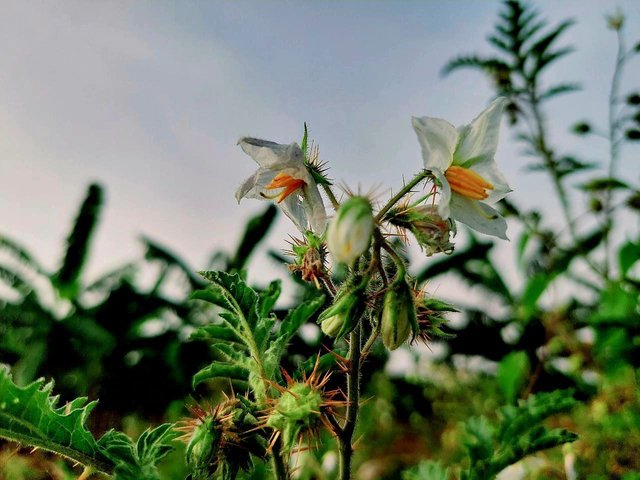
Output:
left=1, top=1, right=639, bottom=297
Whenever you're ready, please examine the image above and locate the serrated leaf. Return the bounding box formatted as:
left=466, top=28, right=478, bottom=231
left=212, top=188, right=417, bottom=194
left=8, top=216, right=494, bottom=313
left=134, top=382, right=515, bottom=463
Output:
left=258, top=280, right=282, bottom=318
left=192, top=362, right=251, bottom=388
left=0, top=367, right=113, bottom=473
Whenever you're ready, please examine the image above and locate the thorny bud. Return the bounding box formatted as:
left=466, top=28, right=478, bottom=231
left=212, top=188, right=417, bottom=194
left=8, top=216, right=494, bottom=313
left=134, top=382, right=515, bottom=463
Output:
left=264, top=361, right=344, bottom=453
left=317, top=279, right=366, bottom=338
left=327, top=196, right=374, bottom=264
left=386, top=204, right=455, bottom=256
left=288, top=231, right=327, bottom=289
left=381, top=277, right=417, bottom=350
left=414, top=296, right=457, bottom=345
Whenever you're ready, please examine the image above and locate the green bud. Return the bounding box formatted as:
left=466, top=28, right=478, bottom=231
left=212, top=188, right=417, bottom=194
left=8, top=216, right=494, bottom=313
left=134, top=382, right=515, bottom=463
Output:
left=186, top=416, right=221, bottom=475
left=318, top=280, right=366, bottom=338
left=327, top=196, right=374, bottom=264
left=381, top=278, right=417, bottom=350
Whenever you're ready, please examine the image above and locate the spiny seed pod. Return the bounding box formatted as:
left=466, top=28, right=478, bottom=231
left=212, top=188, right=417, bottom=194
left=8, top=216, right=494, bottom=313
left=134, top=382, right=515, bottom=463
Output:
left=317, top=280, right=366, bottom=338
left=381, top=278, right=417, bottom=350
left=263, top=359, right=345, bottom=453
left=327, top=196, right=374, bottom=264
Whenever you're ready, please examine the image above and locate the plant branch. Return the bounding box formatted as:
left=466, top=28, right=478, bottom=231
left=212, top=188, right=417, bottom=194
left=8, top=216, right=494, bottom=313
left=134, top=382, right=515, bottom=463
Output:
left=338, top=323, right=362, bottom=480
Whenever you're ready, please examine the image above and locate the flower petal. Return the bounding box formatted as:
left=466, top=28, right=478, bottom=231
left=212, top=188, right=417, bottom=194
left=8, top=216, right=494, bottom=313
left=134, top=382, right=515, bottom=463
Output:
left=235, top=169, right=278, bottom=202
left=302, top=181, right=327, bottom=233
left=449, top=195, right=509, bottom=240
left=238, top=137, right=304, bottom=169
left=432, top=168, right=452, bottom=220
left=453, top=98, right=507, bottom=166
left=280, top=191, right=309, bottom=233
left=469, top=158, right=512, bottom=205
left=412, top=116, right=458, bottom=171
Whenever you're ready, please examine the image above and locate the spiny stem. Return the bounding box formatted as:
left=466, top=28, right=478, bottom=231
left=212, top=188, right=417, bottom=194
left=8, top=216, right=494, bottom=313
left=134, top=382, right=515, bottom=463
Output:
left=321, top=183, right=341, bottom=210
left=375, top=171, right=432, bottom=222
left=271, top=439, right=289, bottom=480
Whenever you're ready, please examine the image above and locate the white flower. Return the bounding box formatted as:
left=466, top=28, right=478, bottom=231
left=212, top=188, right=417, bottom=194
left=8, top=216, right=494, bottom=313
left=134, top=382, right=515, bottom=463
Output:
left=412, top=98, right=512, bottom=240
left=235, top=137, right=326, bottom=234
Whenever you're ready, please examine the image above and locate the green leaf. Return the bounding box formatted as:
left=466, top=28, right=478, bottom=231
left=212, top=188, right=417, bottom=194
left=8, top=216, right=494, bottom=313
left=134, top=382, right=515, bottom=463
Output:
left=0, top=369, right=177, bottom=479
left=497, top=351, right=530, bottom=404
left=520, top=273, right=552, bottom=320
left=53, top=183, right=104, bottom=298
left=539, top=82, right=581, bottom=101
left=579, top=177, right=630, bottom=192
left=619, top=240, right=640, bottom=277
left=263, top=295, right=325, bottom=377
left=192, top=363, right=250, bottom=389
left=99, top=424, right=178, bottom=480
left=141, top=236, right=204, bottom=290
left=257, top=280, right=282, bottom=318
left=0, top=234, right=44, bottom=273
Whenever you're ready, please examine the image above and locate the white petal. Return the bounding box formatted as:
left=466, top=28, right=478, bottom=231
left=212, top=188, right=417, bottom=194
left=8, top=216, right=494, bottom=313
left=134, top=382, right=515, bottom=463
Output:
left=431, top=168, right=452, bottom=220
left=449, top=195, right=509, bottom=240
left=302, top=181, right=327, bottom=233
left=469, top=158, right=512, bottom=205
left=238, top=137, right=304, bottom=169
left=235, top=169, right=278, bottom=202
left=453, top=98, right=507, bottom=166
left=280, top=193, right=309, bottom=233
left=412, top=116, right=458, bottom=171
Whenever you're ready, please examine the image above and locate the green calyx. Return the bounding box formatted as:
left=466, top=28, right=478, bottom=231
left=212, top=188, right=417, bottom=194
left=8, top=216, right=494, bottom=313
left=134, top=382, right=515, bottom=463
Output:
left=318, top=279, right=367, bottom=338
left=186, top=417, right=223, bottom=475
left=381, top=277, right=418, bottom=350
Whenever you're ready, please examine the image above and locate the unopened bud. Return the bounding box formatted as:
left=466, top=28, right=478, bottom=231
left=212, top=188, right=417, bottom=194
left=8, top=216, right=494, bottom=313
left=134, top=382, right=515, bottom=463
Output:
left=185, top=417, right=221, bottom=474
left=381, top=278, right=417, bottom=350
left=386, top=204, right=454, bottom=256
left=318, top=280, right=366, bottom=338
left=327, top=196, right=374, bottom=264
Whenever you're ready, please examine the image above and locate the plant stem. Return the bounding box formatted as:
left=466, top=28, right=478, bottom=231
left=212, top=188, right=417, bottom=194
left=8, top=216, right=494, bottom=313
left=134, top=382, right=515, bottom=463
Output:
left=321, top=183, right=341, bottom=210
left=339, top=323, right=362, bottom=480
left=603, top=28, right=626, bottom=278
left=271, top=439, right=289, bottom=480
left=375, top=171, right=432, bottom=222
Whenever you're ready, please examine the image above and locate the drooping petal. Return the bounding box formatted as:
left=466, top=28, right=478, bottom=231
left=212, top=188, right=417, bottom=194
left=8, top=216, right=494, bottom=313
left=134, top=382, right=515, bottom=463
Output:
left=453, top=98, right=507, bottom=166
left=431, top=168, right=452, bottom=220
left=449, top=195, right=509, bottom=240
left=301, top=181, right=327, bottom=233
left=280, top=192, right=309, bottom=233
left=238, top=137, right=304, bottom=169
left=469, top=158, right=512, bottom=205
left=235, top=169, right=278, bottom=202
left=412, top=116, right=458, bottom=171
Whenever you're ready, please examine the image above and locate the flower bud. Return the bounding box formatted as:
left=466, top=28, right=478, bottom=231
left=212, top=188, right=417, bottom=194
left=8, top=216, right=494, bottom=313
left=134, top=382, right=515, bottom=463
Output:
left=386, top=204, right=454, bottom=256
left=185, top=416, right=222, bottom=475
left=318, top=280, right=366, bottom=339
left=327, top=196, right=374, bottom=264
left=381, top=278, right=417, bottom=350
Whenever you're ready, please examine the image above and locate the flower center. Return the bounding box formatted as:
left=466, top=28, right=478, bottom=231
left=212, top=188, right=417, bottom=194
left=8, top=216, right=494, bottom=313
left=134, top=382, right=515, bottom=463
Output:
left=444, top=165, right=493, bottom=200
left=264, top=173, right=306, bottom=203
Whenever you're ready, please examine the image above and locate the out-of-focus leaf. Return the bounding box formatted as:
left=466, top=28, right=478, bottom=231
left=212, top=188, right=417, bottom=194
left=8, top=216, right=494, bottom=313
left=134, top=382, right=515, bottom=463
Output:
left=579, top=177, right=630, bottom=192
left=521, top=273, right=552, bottom=320
left=497, top=351, right=530, bottom=404
left=619, top=240, right=640, bottom=277
left=0, top=235, right=44, bottom=273
left=141, top=236, right=204, bottom=290
left=227, top=204, right=278, bottom=272
left=53, top=183, right=103, bottom=298
left=539, top=82, right=581, bottom=101
left=402, top=460, right=449, bottom=480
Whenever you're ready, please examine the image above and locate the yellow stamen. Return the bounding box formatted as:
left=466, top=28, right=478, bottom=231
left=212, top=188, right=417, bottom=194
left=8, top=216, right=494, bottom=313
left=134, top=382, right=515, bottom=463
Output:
left=445, top=165, right=493, bottom=200
left=264, top=173, right=306, bottom=203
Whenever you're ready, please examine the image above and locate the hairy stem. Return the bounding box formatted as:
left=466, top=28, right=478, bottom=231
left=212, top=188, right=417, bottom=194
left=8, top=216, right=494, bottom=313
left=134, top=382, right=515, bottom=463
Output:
left=321, top=183, right=341, bottom=211
left=271, top=439, right=289, bottom=480
left=339, top=323, right=362, bottom=480
left=375, top=171, right=432, bottom=222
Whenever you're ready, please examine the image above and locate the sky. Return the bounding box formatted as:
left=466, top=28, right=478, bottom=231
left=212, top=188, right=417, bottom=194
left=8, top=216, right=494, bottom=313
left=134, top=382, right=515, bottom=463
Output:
left=1, top=0, right=639, bottom=304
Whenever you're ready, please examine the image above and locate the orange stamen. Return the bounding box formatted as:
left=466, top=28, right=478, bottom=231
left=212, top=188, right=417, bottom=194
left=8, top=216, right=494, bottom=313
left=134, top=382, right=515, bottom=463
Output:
left=265, top=173, right=306, bottom=203
left=445, top=165, right=493, bottom=200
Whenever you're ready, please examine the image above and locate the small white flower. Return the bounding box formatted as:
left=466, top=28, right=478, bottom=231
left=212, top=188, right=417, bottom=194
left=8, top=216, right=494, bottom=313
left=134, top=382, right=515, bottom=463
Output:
left=412, top=98, right=512, bottom=240
left=236, top=137, right=326, bottom=234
